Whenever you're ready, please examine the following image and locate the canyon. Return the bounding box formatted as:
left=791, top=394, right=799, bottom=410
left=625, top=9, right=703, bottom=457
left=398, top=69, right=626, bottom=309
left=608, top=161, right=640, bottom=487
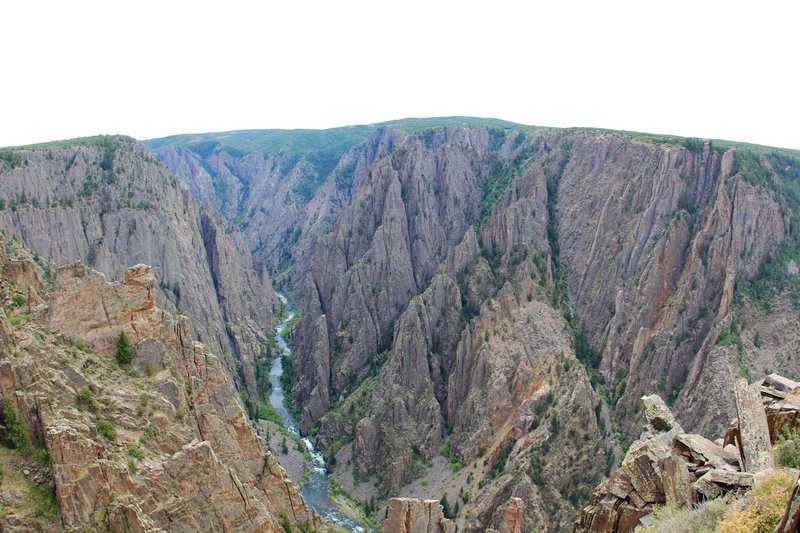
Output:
left=0, top=118, right=799, bottom=531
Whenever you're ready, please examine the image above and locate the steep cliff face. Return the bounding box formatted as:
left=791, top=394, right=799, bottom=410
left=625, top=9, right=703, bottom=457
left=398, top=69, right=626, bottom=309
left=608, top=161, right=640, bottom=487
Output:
left=150, top=128, right=384, bottom=293
left=555, top=134, right=791, bottom=436
left=284, top=126, right=607, bottom=530
left=270, top=124, right=798, bottom=530
left=0, top=137, right=276, bottom=406
left=293, top=127, right=520, bottom=429
left=140, top=121, right=800, bottom=531
left=0, top=237, right=320, bottom=531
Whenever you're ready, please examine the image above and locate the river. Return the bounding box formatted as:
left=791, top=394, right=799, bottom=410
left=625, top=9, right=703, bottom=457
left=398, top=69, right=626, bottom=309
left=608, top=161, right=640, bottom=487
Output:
left=268, top=294, right=368, bottom=532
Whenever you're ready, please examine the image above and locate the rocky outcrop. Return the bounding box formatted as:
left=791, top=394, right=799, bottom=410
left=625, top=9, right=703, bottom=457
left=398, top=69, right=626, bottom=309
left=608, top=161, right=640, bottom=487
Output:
left=384, top=498, right=456, bottom=533
left=486, top=497, right=525, bottom=533
left=575, top=375, right=800, bottom=532
left=0, top=241, right=320, bottom=531
left=0, top=137, right=276, bottom=406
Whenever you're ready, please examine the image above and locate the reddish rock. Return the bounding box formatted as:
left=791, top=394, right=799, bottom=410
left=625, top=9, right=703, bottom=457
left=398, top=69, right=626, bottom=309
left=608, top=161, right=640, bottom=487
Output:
left=385, top=498, right=456, bottom=533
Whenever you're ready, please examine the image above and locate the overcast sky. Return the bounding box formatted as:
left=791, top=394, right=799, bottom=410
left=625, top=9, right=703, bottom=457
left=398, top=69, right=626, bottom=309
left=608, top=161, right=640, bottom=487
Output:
left=2, top=1, right=798, bottom=149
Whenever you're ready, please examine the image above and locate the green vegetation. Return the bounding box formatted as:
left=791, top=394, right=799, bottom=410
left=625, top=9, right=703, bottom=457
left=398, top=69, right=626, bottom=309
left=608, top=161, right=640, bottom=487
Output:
left=736, top=237, right=800, bottom=311
left=139, top=428, right=156, bottom=446
left=257, top=401, right=282, bottom=425
left=775, top=426, right=800, bottom=468
left=11, top=293, right=26, bottom=307
left=641, top=470, right=797, bottom=533
left=573, top=330, right=601, bottom=369
left=97, top=420, right=117, bottom=441
left=115, top=330, right=134, bottom=365
left=637, top=497, right=728, bottom=533
left=256, top=337, right=279, bottom=386
left=477, top=144, right=535, bottom=224
left=0, top=149, right=25, bottom=169
left=18, top=134, right=133, bottom=151
left=2, top=398, right=32, bottom=453
left=8, top=312, right=30, bottom=327
left=489, top=439, right=515, bottom=479
left=76, top=386, right=100, bottom=412
left=734, top=149, right=800, bottom=310
left=682, top=137, right=705, bottom=154
left=280, top=355, right=301, bottom=420
left=27, top=479, right=60, bottom=522
left=542, top=139, right=573, bottom=315
left=440, top=493, right=455, bottom=519
left=278, top=512, right=294, bottom=533
left=127, top=442, right=145, bottom=460
left=438, top=439, right=463, bottom=472
left=283, top=310, right=303, bottom=348
left=145, top=117, right=529, bottom=154
left=717, top=469, right=795, bottom=533
left=734, top=149, right=772, bottom=187
left=136, top=394, right=149, bottom=417
left=144, top=118, right=535, bottom=209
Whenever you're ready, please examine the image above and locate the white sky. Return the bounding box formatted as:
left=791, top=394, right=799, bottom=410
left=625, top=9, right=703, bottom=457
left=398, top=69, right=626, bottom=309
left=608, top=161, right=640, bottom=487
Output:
left=2, top=0, right=798, bottom=149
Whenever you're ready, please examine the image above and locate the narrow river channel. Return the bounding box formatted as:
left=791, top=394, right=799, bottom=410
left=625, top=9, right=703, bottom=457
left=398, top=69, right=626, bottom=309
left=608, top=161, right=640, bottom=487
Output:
left=268, top=294, right=368, bottom=532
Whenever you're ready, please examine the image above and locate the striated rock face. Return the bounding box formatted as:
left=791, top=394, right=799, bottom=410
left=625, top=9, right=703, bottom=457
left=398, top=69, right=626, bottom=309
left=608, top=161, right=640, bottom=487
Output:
left=554, top=135, right=787, bottom=436
left=128, top=123, right=800, bottom=531
left=0, top=137, right=277, bottom=406
left=385, top=498, right=456, bottom=533
left=0, top=241, right=320, bottom=531
left=293, top=127, right=522, bottom=430
left=151, top=129, right=391, bottom=294
left=279, top=127, right=606, bottom=531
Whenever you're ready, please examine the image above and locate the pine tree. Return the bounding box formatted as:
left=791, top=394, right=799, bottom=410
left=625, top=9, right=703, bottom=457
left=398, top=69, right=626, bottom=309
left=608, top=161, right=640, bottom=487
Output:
left=441, top=493, right=453, bottom=519
left=116, top=330, right=134, bottom=364
left=2, top=398, right=31, bottom=453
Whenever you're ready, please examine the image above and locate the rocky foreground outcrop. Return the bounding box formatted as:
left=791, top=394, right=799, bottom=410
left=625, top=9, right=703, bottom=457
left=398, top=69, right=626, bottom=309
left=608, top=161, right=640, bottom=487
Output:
left=0, top=238, right=320, bottom=531
left=573, top=375, right=800, bottom=532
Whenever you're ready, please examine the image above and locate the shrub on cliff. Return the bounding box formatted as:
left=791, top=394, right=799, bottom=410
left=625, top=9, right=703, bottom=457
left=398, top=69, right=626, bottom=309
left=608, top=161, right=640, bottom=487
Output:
left=115, top=330, right=133, bottom=365
left=2, top=398, right=32, bottom=453
left=775, top=426, right=800, bottom=468
left=717, top=469, right=796, bottom=533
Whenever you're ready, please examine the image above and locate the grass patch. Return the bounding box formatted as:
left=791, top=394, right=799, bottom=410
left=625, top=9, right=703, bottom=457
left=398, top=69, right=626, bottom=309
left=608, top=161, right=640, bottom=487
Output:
left=717, top=469, right=796, bottom=533
left=257, top=401, right=282, bottom=425
left=637, top=498, right=728, bottom=533
left=26, top=480, right=60, bottom=522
